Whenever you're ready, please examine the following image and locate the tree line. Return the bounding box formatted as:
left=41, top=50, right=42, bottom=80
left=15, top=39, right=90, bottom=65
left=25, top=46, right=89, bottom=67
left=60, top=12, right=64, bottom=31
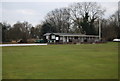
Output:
left=0, top=2, right=119, bottom=43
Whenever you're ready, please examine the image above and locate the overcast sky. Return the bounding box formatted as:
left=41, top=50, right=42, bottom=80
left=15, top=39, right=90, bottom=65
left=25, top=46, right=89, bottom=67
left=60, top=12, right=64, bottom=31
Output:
left=1, top=0, right=119, bottom=26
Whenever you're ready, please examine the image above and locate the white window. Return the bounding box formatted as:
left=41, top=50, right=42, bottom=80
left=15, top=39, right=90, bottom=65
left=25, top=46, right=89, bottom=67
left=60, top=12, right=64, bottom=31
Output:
left=51, top=35, right=55, bottom=39
left=56, top=37, right=59, bottom=40
left=46, top=36, right=49, bottom=39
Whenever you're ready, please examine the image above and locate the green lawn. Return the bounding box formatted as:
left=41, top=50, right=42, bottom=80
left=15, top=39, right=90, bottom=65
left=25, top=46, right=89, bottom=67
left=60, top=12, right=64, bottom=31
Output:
left=2, top=42, right=118, bottom=79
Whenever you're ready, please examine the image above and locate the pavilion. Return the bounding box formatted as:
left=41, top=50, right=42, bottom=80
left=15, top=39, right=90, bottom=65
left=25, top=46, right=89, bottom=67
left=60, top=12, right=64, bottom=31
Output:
left=44, top=33, right=99, bottom=43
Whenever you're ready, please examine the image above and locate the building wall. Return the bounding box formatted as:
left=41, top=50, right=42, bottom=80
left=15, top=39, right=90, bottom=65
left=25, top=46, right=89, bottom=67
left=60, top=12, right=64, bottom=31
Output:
left=46, top=36, right=99, bottom=44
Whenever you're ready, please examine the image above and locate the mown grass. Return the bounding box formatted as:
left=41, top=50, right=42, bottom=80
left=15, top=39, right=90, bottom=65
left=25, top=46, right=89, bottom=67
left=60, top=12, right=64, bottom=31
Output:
left=2, top=42, right=118, bottom=79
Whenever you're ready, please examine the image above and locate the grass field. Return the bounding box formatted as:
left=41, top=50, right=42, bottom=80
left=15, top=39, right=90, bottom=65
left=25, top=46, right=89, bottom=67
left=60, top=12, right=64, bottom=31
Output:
left=2, top=42, right=118, bottom=79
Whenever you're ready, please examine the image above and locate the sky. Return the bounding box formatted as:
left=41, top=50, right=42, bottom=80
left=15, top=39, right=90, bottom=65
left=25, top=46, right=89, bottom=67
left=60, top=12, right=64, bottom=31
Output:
left=0, top=0, right=119, bottom=26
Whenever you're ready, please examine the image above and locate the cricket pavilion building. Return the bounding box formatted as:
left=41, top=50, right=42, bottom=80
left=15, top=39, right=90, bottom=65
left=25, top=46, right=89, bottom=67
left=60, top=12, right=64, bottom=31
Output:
left=44, top=33, right=99, bottom=44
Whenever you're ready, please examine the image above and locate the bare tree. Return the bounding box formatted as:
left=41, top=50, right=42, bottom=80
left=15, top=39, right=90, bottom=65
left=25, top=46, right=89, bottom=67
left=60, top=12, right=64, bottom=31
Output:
left=34, top=24, right=42, bottom=39
left=1, top=22, right=11, bottom=42
left=102, top=11, right=119, bottom=41
left=69, top=2, right=105, bottom=34
left=8, top=21, right=32, bottom=42
left=44, top=7, right=71, bottom=33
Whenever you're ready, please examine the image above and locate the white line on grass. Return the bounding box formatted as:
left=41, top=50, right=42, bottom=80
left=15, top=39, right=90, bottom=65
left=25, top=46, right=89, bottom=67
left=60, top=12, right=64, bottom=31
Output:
left=0, top=43, right=47, bottom=47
